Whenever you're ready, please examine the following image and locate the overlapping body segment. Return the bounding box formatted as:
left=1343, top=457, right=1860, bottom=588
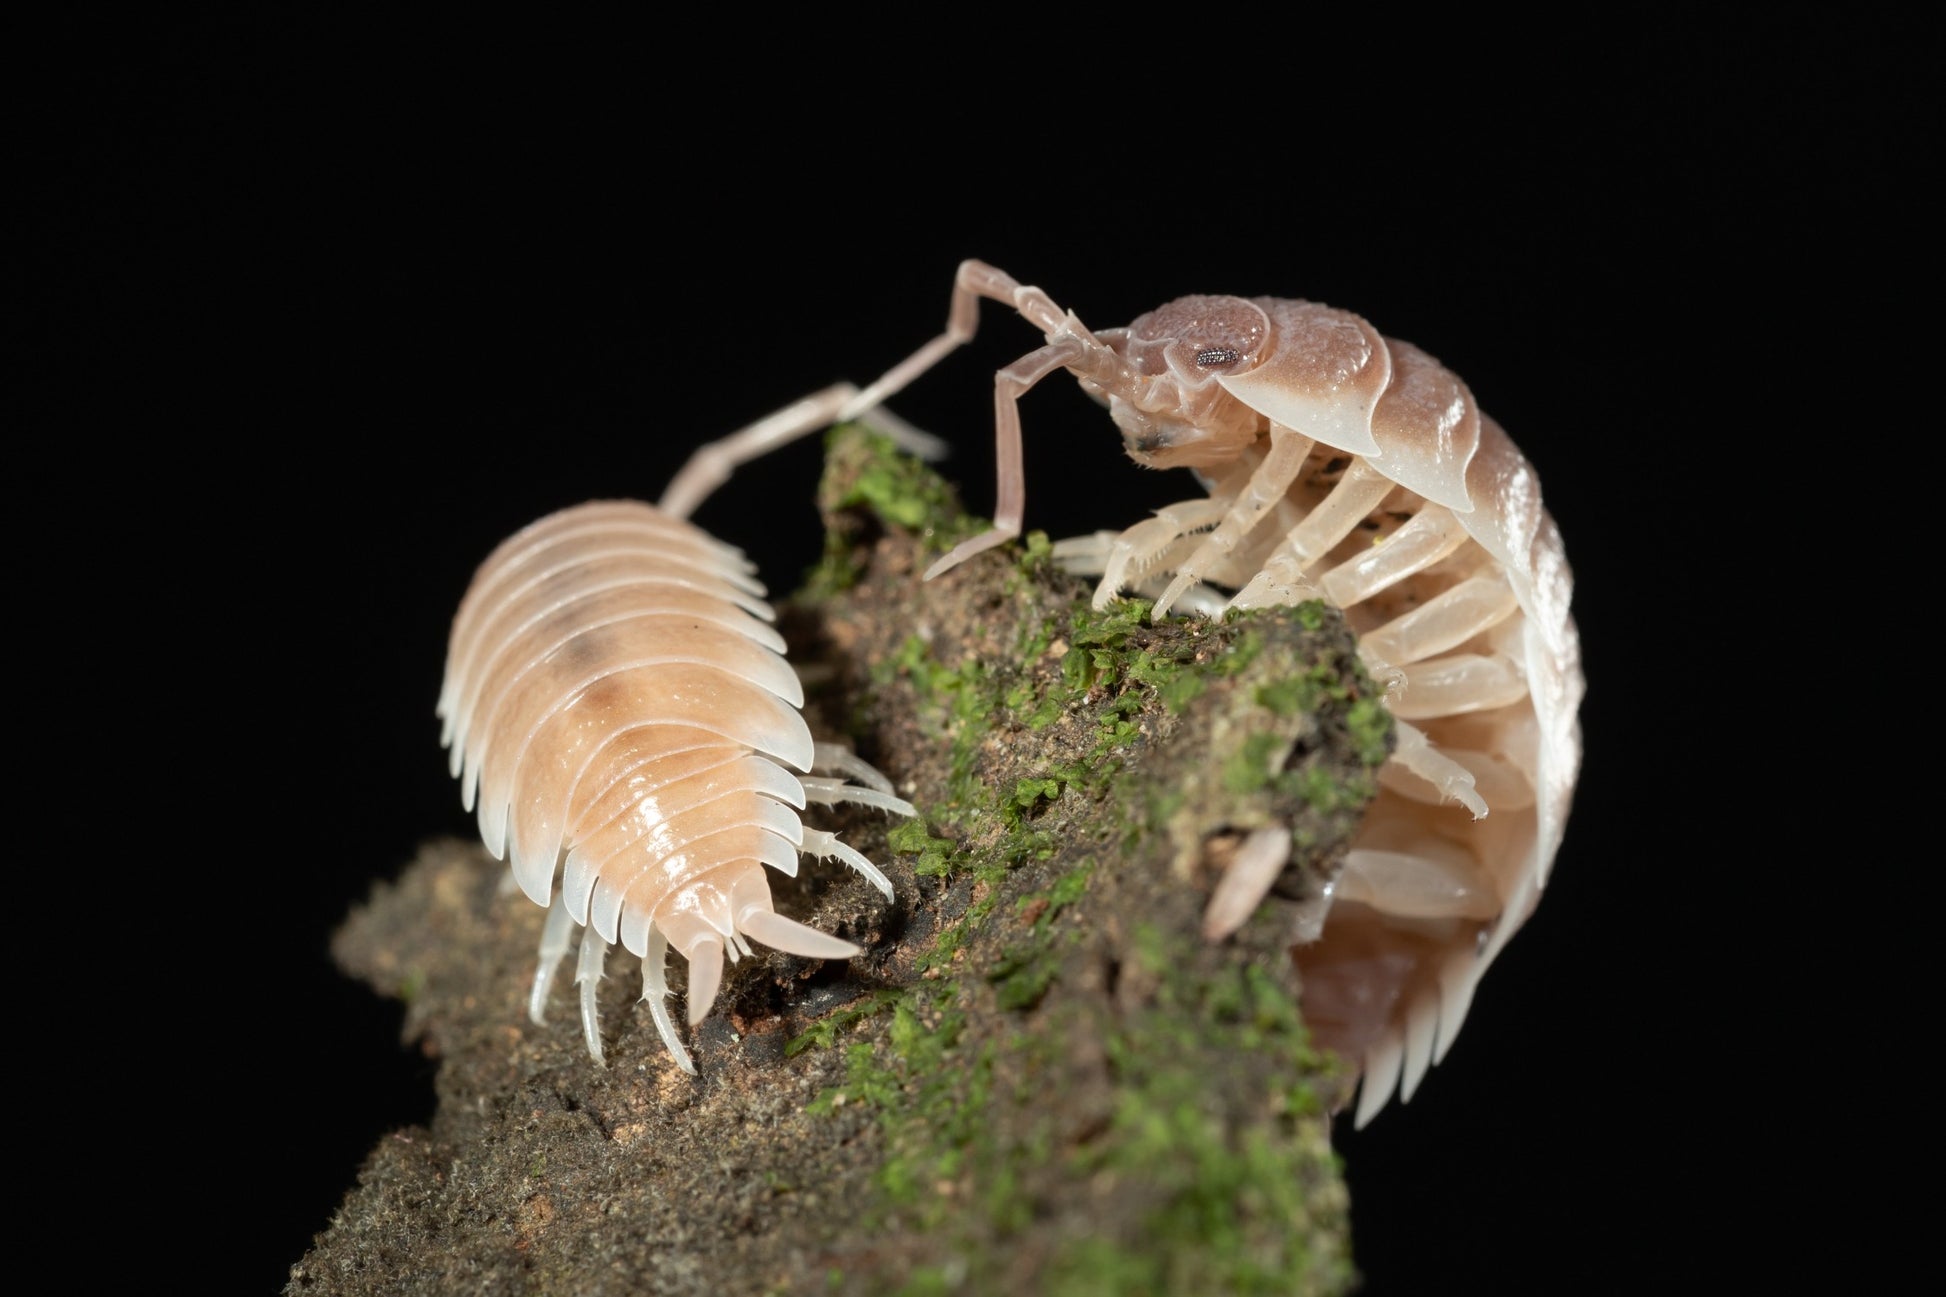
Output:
left=439, top=498, right=909, bottom=1070
left=842, top=260, right=1585, bottom=1126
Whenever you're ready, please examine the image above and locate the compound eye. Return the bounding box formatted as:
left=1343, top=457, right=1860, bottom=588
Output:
left=1195, top=347, right=1242, bottom=368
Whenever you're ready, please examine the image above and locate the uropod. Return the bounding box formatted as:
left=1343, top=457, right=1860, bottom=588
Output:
left=845, top=260, right=1585, bottom=1126
left=437, top=386, right=928, bottom=1070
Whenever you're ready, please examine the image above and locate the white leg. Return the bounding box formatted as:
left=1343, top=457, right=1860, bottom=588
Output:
left=1385, top=720, right=1489, bottom=819
left=1227, top=459, right=1393, bottom=611
left=1201, top=825, right=1293, bottom=941
left=1153, top=426, right=1314, bottom=618
left=575, top=923, right=610, bottom=1065
left=528, top=888, right=577, bottom=1024
left=800, top=826, right=895, bottom=900
left=802, top=741, right=919, bottom=816
left=1078, top=499, right=1231, bottom=609
left=800, top=777, right=919, bottom=818
left=1049, top=530, right=1121, bottom=575
left=640, top=927, right=696, bottom=1074
left=1387, top=650, right=1531, bottom=721
left=810, top=741, right=894, bottom=794
left=1118, top=569, right=1231, bottom=618
left=1357, top=572, right=1519, bottom=668
left=1331, top=848, right=1500, bottom=920
left=657, top=383, right=947, bottom=522
left=1318, top=504, right=1469, bottom=608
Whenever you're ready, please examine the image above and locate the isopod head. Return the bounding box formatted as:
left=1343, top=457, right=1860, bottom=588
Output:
left=1085, top=293, right=1407, bottom=473
left=1079, top=295, right=1270, bottom=470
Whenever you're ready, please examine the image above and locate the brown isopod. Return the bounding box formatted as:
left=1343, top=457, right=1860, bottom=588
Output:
left=437, top=386, right=932, bottom=1069
left=844, top=260, right=1586, bottom=1126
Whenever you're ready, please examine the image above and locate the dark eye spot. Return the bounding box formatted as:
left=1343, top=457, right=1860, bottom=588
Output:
left=1195, top=347, right=1241, bottom=368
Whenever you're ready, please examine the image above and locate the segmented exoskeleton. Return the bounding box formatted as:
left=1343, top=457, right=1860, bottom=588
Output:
left=844, top=260, right=1585, bottom=1126
left=438, top=387, right=929, bottom=1069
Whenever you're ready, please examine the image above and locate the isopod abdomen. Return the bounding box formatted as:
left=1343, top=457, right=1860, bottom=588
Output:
left=438, top=496, right=911, bottom=1070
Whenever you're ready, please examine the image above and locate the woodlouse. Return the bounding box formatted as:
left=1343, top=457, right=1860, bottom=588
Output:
left=846, top=260, right=1585, bottom=1125
left=437, top=387, right=921, bottom=1070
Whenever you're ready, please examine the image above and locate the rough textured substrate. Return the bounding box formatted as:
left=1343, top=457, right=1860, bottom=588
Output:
left=289, top=426, right=1390, bottom=1296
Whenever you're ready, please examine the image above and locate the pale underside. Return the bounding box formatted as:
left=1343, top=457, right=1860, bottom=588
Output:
left=1051, top=424, right=1582, bottom=1125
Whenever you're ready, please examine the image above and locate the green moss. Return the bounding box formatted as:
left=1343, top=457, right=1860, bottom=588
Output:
left=875, top=632, right=1001, bottom=805
left=794, top=426, right=1359, bottom=1290
left=785, top=988, right=906, bottom=1057
left=1036, top=928, right=1346, bottom=1294
left=1224, top=731, right=1287, bottom=796
left=803, top=531, right=867, bottom=599
left=885, top=818, right=956, bottom=878
left=1005, top=530, right=1060, bottom=603
left=1256, top=656, right=1365, bottom=719
left=1038, top=865, right=1091, bottom=915
left=804, top=424, right=989, bottom=596
left=990, top=864, right=1094, bottom=1012
left=1007, top=776, right=1063, bottom=819
left=821, top=425, right=967, bottom=533
left=1212, top=627, right=1267, bottom=676
left=1222, top=727, right=1379, bottom=812
left=989, top=943, right=1060, bottom=1012
left=829, top=913, right=1349, bottom=1292
left=1347, top=696, right=1392, bottom=768
left=1157, top=671, right=1207, bottom=714
left=804, top=988, right=990, bottom=1231
left=1293, top=599, right=1328, bottom=631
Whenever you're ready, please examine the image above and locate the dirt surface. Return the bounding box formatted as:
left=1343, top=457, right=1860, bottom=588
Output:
left=290, top=427, right=1388, bottom=1296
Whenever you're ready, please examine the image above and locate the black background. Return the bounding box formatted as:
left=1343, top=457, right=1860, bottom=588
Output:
left=47, top=18, right=1911, bottom=1294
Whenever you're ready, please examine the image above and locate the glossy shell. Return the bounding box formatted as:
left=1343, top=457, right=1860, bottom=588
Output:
left=438, top=498, right=898, bottom=1068
left=869, top=261, right=1585, bottom=1125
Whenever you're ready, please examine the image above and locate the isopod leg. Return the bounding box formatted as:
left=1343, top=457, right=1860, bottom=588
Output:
left=801, top=741, right=919, bottom=817
left=800, top=826, right=895, bottom=900
left=1357, top=572, right=1520, bottom=669
left=841, top=259, right=1073, bottom=417
left=1056, top=529, right=1228, bottom=614
left=800, top=776, right=918, bottom=818
left=575, top=924, right=610, bottom=1065
left=528, top=889, right=578, bottom=1024
left=924, top=335, right=1094, bottom=580
left=657, top=383, right=948, bottom=522
left=1318, top=504, right=1469, bottom=609
left=1153, top=426, right=1314, bottom=618
left=1386, top=720, right=1489, bottom=819
left=640, top=927, right=696, bottom=1074
left=1227, top=459, right=1393, bottom=612
left=1051, top=498, right=1228, bottom=610
left=1333, top=848, right=1499, bottom=920
left=1201, top=825, right=1293, bottom=941
left=809, top=741, right=895, bottom=794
